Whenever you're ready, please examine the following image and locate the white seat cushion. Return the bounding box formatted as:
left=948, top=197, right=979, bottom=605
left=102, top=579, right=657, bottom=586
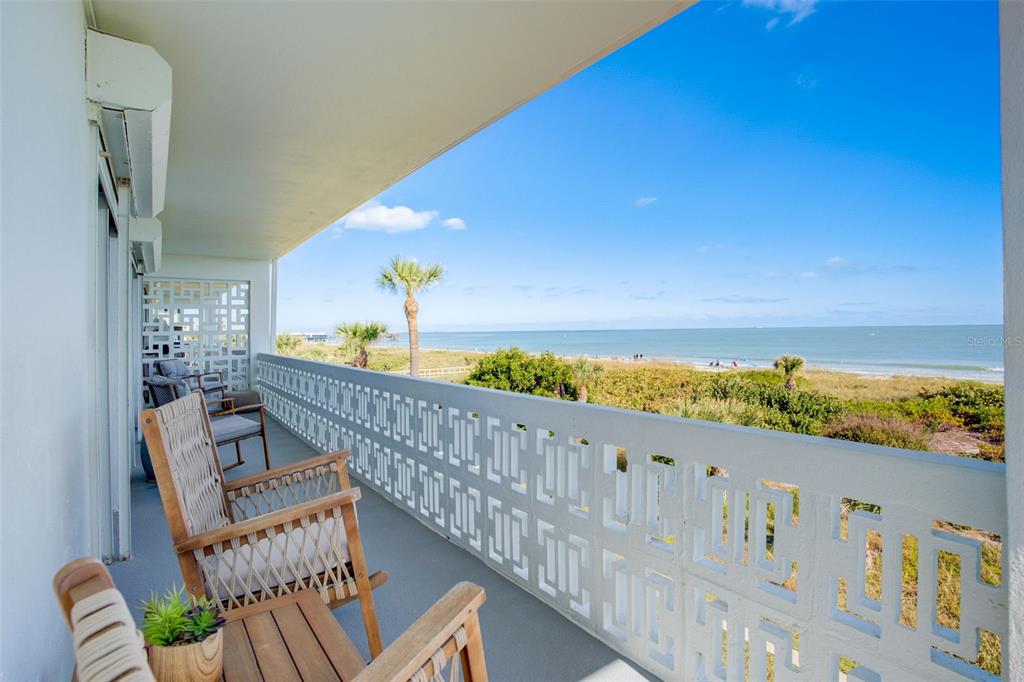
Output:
left=204, top=516, right=351, bottom=601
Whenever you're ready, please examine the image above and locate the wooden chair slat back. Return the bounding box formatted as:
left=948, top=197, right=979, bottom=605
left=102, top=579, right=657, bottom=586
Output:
left=53, top=558, right=155, bottom=682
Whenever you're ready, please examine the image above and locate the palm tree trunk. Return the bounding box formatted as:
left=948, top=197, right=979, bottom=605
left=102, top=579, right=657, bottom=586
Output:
left=355, top=348, right=368, bottom=368
left=578, top=385, right=588, bottom=403
left=405, top=295, right=420, bottom=376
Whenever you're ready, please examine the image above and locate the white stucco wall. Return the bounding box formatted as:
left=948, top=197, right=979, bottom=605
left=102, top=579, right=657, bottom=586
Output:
left=1, top=2, right=93, bottom=679
left=156, top=254, right=276, bottom=374
left=1001, top=2, right=1024, bottom=677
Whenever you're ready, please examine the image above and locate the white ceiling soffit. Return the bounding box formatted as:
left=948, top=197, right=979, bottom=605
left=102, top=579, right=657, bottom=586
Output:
left=94, top=1, right=693, bottom=259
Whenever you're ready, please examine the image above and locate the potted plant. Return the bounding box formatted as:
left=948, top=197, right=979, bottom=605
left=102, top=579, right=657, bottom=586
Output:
left=140, top=585, right=225, bottom=682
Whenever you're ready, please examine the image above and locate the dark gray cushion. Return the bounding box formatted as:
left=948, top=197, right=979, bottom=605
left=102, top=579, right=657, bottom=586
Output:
left=211, top=415, right=262, bottom=444
left=156, top=358, right=190, bottom=379
left=224, top=389, right=261, bottom=408
left=145, top=376, right=191, bottom=406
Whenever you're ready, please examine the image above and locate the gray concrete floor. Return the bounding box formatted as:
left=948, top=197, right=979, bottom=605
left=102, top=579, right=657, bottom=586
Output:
left=110, top=417, right=655, bottom=682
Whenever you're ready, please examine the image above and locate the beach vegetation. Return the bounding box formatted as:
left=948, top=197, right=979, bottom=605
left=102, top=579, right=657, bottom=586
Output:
left=276, top=333, right=302, bottom=354
left=377, top=256, right=444, bottom=377
left=676, top=397, right=765, bottom=426
left=335, top=321, right=389, bottom=368
left=465, top=347, right=577, bottom=400
left=923, top=383, right=1004, bottom=435
left=570, top=358, right=603, bottom=403
left=699, top=375, right=843, bottom=434
left=823, top=413, right=930, bottom=450
left=773, top=354, right=805, bottom=390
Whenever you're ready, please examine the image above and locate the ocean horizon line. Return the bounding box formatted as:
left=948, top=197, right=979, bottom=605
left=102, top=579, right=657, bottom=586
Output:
left=394, top=322, right=1005, bottom=336
left=299, top=324, right=1011, bottom=383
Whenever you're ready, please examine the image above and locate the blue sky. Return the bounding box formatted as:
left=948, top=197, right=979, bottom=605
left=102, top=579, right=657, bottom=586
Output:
left=277, top=0, right=1002, bottom=333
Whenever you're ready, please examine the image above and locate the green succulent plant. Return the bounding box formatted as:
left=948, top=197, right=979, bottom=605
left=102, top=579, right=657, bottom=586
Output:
left=140, top=585, right=225, bottom=647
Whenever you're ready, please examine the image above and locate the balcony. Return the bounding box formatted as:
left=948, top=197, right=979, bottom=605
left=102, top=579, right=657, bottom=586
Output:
left=6, top=1, right=1024, bottom=679
left=119, top=352, right=1002, bottom=680
left=110, top=393, right=655, bottom=681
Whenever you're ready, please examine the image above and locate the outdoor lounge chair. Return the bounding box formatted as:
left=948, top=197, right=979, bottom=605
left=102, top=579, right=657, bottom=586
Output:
left=139, top=391, right=389, bottom=656
left=155, top=357, right=226, bottom=397
left=54, top=557, right=488, bottom=681
left=145, top=377, right=271, bottom=471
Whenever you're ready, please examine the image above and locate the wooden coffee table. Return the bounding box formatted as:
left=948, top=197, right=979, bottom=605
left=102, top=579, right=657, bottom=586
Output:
left=222, top=590, right=368, bottom=681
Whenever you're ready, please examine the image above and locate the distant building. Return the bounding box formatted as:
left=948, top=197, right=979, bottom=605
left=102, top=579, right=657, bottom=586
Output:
left=299, top=332, right=334, bottom=344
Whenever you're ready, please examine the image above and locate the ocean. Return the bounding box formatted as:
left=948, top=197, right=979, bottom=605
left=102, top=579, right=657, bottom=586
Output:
left=373, top=325, right=1006, bottom=382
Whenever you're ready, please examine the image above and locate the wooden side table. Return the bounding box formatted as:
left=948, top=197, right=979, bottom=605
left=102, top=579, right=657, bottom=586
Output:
left=222, top=590, right=368, bottom=682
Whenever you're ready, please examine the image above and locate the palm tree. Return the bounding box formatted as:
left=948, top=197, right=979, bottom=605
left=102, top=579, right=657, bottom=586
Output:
left=377, top=257, right=444, bottom=376
left=774, top=354, right=805, bottom=390
left=571, top=358, right=603, bottom=403
left=335, top=321, right=388, bottom=368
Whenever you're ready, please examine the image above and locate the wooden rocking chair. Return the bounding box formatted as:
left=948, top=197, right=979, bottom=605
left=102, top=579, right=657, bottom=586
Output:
left=55, top=557, right=489, bottom=682
left=140, top=391, right=388, bottom=657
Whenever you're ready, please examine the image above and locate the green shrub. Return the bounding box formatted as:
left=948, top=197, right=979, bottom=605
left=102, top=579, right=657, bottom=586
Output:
left=276, top=333, right=302, bottom=354
left=824, top=414, right=929, bottom=451
left=846, top=397, right=954, bottom=430
left=922, top=383, right=1004, bottom=432
left=676, top=397, right=766, bottom=428
left=699, top=376, right=843, bottom=434
left=590, top=367, right=698, bottom=412
left=977, top=441, right=1006, bottom=462
left=297, top=346, right=328, bottom=361
left=465, top=347, right=577, bottom=399
left=737, top=369, right=794, bottom=387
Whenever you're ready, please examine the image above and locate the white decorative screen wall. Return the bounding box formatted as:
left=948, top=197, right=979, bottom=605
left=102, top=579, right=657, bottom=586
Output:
left=257, top=353, right=1008, bottom=681
left=142, top=278, right=250, bottom=390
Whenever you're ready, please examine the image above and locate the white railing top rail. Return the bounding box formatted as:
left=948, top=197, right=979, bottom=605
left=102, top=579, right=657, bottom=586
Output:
left=257, top=352, right=1007, bottom=681
left=385, top=365, right=473, bottom=378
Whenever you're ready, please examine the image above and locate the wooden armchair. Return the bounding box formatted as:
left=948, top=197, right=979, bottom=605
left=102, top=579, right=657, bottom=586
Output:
left=140, top=391, right=388, bottom=656
left=155, top=357, right=226, bottom=395
left=54, top=558, right=488, bottom=682
left=146, top=380, right=271, bottom=471
left=354, top=581, right=488, bottom=682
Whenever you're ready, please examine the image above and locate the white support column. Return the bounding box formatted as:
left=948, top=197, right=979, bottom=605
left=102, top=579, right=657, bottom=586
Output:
left=271, top=257, right=279, bottom=346
left=1001, top=2, right=1024, bottom=677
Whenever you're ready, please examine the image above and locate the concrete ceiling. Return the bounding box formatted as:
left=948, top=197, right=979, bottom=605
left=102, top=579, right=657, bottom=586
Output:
left=94, top=1, right=692, bottom=259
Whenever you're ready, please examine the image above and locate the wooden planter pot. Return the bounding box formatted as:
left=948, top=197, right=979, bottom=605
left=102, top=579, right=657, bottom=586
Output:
left=147, top=629, right=223, bottom=682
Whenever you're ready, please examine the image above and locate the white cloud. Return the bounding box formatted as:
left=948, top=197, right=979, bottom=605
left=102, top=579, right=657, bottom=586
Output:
left=795, top=72, right=819, bottom=90
left=744, top=0, right=818, bottom=27
left=335, top=201, right=437, bottom=234
left=824, top=256, right=846, bottom=268
left=635, top=196, right=658, bottom=207
left=442, top=217, right=466, bottom=230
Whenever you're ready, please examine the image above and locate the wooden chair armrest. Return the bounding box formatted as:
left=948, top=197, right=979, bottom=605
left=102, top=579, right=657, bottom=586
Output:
left=224, top=450, right=349, bottom=492
left=207, top=396, right=236, bottom=416
left=177, top=487, right=361, bottom=553
left=353, top=582, right=486, bottom=682
left=227, top=402, right=265, bottom=416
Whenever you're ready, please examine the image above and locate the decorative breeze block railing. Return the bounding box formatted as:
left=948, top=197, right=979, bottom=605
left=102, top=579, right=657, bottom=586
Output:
left=143, top=278, right=251, bottom=390
left=256, top=353, right=1007, bottom=681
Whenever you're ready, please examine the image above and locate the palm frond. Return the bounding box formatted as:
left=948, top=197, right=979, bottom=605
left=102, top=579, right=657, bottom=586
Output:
left=336, top=321, right=389, bottom=346
left=377, top=256, right=445, bottom=295
left=572, top=358, right=603, bottom=383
